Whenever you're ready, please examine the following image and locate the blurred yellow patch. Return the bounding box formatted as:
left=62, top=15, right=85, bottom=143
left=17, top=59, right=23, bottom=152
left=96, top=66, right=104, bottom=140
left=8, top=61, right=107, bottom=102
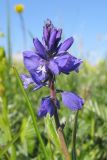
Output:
left=0, top=47, right=5, bottom=60
left=14, top=4, right=24, bottom=13
left=0, top=84, right=5, bottom=97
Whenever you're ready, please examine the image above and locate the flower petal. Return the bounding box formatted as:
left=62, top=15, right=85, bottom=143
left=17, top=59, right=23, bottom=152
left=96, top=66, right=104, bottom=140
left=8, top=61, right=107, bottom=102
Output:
left=54, top=54, right=70, bottom=67
left=43, top=26, right=49, bottom=44
left=61, top=91, right=84, bottom=111
left=43, top=19, right=53, bottom=44
left=38, top=97, right=60, bottom=117
left=55, top=54, right=82, bottom=74
left=58, top=37, right=74, bottom=53
left=32, top=84, right=45, bottom=91
left=33, top=38, right=47, bottom=60
left=56, top=29, right=62, bottom=41
left=48, top=60, right=59, bottom=75
left=49, top=28, right=57, bottom=51
left=30, top=70, right=47, bottom=85
left=20, top=74, right=34, bottom=89
left=38, top=97, right=54, bottom=117
left=23, top=51, right=41, bottom=71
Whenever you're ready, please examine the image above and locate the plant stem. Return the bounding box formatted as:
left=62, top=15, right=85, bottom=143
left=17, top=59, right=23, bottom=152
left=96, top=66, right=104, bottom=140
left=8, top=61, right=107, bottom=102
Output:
left=19, top=13, right=27, bottom=49
left=49, top=80, right=70, bottom=160
left=72, top=111, right=79, bottom=160
left=6, top=0, right=12, bottom=65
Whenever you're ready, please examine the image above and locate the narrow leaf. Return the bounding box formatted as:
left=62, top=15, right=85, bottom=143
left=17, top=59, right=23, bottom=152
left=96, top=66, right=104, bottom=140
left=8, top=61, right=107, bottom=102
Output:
left=13, top=66, right=48, bottom=159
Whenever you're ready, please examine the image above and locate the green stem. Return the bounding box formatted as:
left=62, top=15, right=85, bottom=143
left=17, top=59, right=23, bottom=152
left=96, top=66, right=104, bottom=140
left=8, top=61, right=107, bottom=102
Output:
left=6, top=0, right=12, bottom=65
left=28, top=30, right=34, bottom=39
left=19, top=13, right=27, bottom=49
left=72, top=111, right=79, bottom=160
left=13, top=66, right=48, bottom=159
left=91, top=118, right=95, bottom=141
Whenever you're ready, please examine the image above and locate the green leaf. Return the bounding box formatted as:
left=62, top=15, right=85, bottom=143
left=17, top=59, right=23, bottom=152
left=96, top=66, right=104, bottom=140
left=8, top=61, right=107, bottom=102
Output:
left=45, top=114, right=60, bottom=149
left=0, top=132, right=20, bottom=158
left=13, top=66, right=49, bottom=159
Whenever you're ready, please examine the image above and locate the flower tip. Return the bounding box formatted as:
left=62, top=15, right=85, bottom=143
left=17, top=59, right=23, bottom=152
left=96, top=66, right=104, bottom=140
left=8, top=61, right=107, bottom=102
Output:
left=33, top=38, right=37, bottom=43
left=45, top=19, right=52, bottom=26
left=58, top=36, right=74, bottom=53
left=69, top=36, right=74, bottom=44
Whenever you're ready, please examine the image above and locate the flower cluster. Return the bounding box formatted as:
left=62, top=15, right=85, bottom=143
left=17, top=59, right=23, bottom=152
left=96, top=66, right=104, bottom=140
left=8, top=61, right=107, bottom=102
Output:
left=21, top=19, right=84, bottom=117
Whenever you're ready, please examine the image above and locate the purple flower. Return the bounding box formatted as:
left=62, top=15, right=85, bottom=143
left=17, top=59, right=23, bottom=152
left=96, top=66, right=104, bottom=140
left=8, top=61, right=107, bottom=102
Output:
left=21, top=20, right=82, bottom=90
left=20, top=19, right=84, bottom=118
left=37, top=91, right=84, bottom=117
left=38, top=97, right=60, bottom=117
left=61, top=91, right=84, bottom=111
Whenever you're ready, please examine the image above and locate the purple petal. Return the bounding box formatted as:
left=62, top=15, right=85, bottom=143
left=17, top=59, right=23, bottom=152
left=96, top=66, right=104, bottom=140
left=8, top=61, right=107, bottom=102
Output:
left=48, top=60, right=59, bottom=75
left=43, top=19, right=53, bottom=44
left=20, top=74, right=34, bottom=89
left=61, top=91, right=84, bottom=111
left=38, top=97, right=54, bottom=117
left=45, top=19, right=53, bottom=30
left=33, top=38, right=47, bottom=60
left=55, top=54, right=82, bottom=74
left=43, top=26, right=49, bottom=44
left=32, top=84, right=44, bottom=91
left=38, top=104, right=47, bottom=117
left=30, top=69, right=47, bottom=85
left=54, top=54, right=70, bottom=67
left=56, top=29, right=62, bottom=43
left=58, top=37, right=74, bottom=53
left=49, top=28, right=57, bottom=50
left=38, top=97, right=60, bottom=117
left=23, top=51, right=41, bottom=71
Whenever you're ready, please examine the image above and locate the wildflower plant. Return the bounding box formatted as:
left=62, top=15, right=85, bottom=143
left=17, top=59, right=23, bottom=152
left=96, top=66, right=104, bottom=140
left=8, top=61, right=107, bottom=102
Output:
left=20, top=19, right=84, bottom=159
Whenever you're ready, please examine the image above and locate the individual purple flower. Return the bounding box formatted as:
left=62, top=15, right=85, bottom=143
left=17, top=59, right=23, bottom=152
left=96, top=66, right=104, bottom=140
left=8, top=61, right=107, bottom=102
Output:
left=38, top=96, right=60, bottom=117
left=21, top=19, right=82, bottom=90
left=61, top=91, right=84, bottom=111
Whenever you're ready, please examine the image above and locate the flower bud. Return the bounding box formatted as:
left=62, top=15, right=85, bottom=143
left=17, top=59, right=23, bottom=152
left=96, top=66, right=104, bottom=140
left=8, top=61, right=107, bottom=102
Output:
left=14, top=4, right=24, bottom=13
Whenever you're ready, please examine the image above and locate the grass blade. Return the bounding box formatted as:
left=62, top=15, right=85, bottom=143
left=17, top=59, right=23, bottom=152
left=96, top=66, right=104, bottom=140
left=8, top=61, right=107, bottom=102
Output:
left=0, top=132, right=20, bottom=158
left=13, top=66, right=48, bottom=159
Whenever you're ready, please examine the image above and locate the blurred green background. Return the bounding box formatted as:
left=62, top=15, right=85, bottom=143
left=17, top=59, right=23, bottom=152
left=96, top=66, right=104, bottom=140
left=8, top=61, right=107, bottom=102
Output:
left=0, top=0, right=107, bottom=160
